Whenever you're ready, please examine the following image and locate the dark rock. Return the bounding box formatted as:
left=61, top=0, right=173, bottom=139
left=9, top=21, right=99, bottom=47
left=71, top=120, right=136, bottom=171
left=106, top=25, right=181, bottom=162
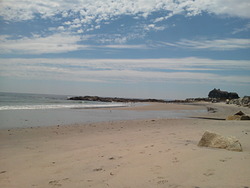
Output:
left=234, top=111, right=245, bottom=116
left=228, top=96, right=250, bottom=107
left=68, top=96, right=166, bottom=103
left=242, top=96, right=250, bottom=106
left=208, top=88, right=239, bottom=100
left=227, top=111, right=250, bottom=120
left=240, top=115, right=250, bottom=120
left=185, top=98, right=211, bottom=102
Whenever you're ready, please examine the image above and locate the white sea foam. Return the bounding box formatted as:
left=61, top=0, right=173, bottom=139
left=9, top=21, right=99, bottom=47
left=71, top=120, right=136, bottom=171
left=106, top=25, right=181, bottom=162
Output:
left=0, top=103, right=129, bottom=111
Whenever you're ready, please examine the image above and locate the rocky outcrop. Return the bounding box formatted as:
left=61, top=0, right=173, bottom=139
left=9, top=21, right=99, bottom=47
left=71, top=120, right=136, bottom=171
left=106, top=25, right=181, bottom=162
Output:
left=227, top=96, right=250, bottom=108
left=198, top=131, right=242, bottom=152
left=68, top=96, right=166, bottom=103
left=208, top=88, right=239, bottom=100
left=226, top=111, right=250, bottom=120
left=184, top=98, right=211, bottom=102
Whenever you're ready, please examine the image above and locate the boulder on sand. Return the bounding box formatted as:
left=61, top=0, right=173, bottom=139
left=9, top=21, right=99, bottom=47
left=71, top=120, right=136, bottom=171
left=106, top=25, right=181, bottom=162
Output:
left=226, top=111, right=250, bottom=120
left=198, top=131, right=242, bottom=152
left=228, top=96, right=250, bottom=107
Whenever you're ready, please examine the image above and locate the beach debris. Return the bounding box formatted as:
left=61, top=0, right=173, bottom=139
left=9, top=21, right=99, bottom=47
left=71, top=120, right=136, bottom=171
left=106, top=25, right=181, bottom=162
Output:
left=226, top=111, right=250, bottom=120
left=198, top=131, right=242, bottom=152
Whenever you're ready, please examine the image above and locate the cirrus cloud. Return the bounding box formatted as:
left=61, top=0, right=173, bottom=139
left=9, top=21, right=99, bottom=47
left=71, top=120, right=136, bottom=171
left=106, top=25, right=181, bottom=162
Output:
left=163, top=38, right=250, bottom=50
left=0, top=33, right=149, bottom=54
left=1, top=57, right=249, bottom=84
left=0, top=33, right=90, bottom=54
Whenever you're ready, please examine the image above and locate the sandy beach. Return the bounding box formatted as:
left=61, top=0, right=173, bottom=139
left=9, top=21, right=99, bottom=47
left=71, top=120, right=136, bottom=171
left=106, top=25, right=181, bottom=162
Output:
left=0, top=102, right=250, bottom=188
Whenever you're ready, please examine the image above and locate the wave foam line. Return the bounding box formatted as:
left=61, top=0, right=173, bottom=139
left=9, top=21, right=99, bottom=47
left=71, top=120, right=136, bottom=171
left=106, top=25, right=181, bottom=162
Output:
left=0, top=103, right=129, bottom=110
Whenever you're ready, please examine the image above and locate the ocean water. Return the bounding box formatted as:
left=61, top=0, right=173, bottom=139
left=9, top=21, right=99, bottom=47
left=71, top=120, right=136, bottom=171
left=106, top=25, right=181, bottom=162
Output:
left=0, top=92, right=204, bottom=129
left=0, top=92, right=128, bottom=110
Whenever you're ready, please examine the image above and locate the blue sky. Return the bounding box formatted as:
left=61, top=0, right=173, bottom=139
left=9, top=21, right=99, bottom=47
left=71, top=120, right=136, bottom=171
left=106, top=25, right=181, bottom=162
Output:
left=0, top=0, right=250, bottom=99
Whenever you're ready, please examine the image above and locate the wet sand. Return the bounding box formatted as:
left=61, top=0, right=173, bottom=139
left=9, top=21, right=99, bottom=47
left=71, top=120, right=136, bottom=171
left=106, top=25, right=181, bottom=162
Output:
left=0, top=102, right=250, bottom=188
left=0, top=103, right=205, bottom=129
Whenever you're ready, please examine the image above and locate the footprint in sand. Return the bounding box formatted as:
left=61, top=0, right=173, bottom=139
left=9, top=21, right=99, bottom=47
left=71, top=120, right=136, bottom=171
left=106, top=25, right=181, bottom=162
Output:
left=169, top=132, right=176, bottom=136
left=157, top=180, right=168, bottom=184
left=172, top=157, right=179, bottom=163
left=150, top=165, right=162, bottom=175
left=149, top=176, right=169, bottom=185
left=219, top=157, right=232, bottom=162
left=145, top=145, right=154, bottom=148
left=156, top=176, right=168, bottom=185
left=168, top=184, right=181, bottom=188
left=48, top=180, right=62, bottom=187
left=203, top=169, right=215, bottom=176
left=93, top=168, right=103, bottom=172
left=49, top=178, right=70, bottom=187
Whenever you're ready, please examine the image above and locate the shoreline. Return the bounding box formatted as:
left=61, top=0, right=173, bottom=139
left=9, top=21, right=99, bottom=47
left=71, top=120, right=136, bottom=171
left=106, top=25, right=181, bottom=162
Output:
left=1, top=103, right=250, bottom=188
left=0, top=102, right=207, bottom=130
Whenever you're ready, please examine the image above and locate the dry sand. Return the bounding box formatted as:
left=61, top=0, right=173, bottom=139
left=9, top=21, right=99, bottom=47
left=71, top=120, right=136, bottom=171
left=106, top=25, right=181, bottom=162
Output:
left=0, top=102, right=250, bottom=188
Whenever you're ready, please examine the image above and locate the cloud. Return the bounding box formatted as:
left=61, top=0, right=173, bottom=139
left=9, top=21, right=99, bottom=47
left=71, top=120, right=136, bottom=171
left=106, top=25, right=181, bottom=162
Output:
left=0, top=33, right=149, bottom=54
left=163, top=38, right=250, bottom=50
left=1, top=32, right=249, bottom=55
left=201, top=0, right=250, bottom=18
left=144, top=24, right=166, bottom=31
left=1, top=57, right=249, bottom=85
left=153, top=14, right=174, bottom=23
left=232, top=22, right=250, bottom=34
left=1, top=0, right=249, bottom=26
left=1, top=0, right=249, bottom=51
left=101, top=45, right=148, bottom=49
left=0, top=33, right=91, bottom=54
